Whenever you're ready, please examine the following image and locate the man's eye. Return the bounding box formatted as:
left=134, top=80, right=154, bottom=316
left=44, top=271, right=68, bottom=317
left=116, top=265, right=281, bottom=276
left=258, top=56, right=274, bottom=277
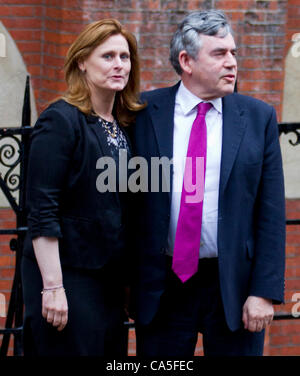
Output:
left=213, top=51, right=225, bottom=57
left=214, top=53, right=224, bottom=58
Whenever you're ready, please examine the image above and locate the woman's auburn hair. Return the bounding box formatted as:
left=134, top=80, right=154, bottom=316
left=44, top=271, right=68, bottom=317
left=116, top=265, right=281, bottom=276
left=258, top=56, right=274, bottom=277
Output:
left=61, top=19, right=145, bottom=126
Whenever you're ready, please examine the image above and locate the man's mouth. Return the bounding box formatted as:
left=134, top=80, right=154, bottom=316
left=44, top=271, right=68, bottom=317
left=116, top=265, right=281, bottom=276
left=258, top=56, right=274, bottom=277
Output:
left=222, top=74, right=236, bottom=82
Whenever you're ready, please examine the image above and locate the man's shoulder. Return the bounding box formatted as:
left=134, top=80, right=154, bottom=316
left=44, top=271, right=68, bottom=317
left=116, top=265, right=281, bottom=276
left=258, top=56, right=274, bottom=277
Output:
left=227, top=93, right=274, bottom=112
left=140, top=83, right=179, bottom=104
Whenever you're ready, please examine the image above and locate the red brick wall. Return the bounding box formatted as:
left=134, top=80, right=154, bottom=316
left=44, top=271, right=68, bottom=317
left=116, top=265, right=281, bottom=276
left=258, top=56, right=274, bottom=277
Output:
left=1, top=0, right=300, bottom=356
left=0, top=0, right=293, bottom=112
left=0, top=209, right=16, bottom=307
left=268, top=200, right=300, bottom=356
left=0, top=209, right=16, bottom=354
left=267, top=0, right=300, bottom=356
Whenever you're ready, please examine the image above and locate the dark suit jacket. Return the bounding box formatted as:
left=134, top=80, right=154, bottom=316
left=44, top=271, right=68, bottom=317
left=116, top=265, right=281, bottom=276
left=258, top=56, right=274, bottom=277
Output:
left=129, top=82, right=286, bottom=331
left=23, top=99, right=127, bottom=269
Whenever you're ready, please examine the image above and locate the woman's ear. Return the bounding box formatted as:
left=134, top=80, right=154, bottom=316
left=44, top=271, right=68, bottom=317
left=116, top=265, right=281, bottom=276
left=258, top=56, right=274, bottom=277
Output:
left=178, top=50, right=192, bottom=75
left=78, top=60, right=86, bottom=73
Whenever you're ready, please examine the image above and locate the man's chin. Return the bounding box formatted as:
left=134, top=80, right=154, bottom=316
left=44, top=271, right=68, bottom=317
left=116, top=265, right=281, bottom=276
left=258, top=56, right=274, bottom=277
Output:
left=220, top=84, right=236, bottom=96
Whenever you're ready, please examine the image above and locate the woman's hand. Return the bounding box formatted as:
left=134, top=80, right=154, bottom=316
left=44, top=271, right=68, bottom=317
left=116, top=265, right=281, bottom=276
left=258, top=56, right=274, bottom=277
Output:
left=42, top=287, right=68, bottom=331
left=32, top=237, right=67, bottom=331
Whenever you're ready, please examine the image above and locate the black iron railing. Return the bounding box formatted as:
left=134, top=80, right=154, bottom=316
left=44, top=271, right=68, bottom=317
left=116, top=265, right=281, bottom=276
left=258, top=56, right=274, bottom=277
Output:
left=279, top=124, right=300, bottom=230
left=0, top=76, right=31, bottom=356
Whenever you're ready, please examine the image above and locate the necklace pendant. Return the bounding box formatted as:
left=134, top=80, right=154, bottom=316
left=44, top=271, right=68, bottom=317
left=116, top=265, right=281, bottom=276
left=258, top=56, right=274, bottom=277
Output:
left=98, top=117, right=118, bottom=138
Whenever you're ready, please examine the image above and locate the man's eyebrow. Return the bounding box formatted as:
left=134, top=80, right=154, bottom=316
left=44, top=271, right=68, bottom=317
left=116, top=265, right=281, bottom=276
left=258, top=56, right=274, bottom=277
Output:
left=211, top=47, right=238, bottom=53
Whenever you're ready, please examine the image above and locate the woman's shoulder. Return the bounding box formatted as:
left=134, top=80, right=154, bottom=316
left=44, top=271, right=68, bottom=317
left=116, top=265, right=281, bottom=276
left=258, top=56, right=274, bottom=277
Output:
left=33, top=99, right=84, bottom=139
left=43, top=99, right=80, bottom=118
left=37, top=99, right=85, bottom=130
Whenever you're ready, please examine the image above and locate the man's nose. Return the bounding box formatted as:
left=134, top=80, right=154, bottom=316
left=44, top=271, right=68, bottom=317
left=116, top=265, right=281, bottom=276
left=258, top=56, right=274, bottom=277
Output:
left=224, top=52, right=237, bottom=68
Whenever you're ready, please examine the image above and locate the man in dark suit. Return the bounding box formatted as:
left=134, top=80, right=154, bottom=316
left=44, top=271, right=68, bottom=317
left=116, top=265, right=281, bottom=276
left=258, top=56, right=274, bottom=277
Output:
left=129, top=10, right=285, bottom=356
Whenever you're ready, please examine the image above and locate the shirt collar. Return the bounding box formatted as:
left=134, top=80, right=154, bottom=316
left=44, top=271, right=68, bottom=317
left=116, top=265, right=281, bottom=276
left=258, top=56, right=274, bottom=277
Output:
left=176, top=81, right=222, bottom=115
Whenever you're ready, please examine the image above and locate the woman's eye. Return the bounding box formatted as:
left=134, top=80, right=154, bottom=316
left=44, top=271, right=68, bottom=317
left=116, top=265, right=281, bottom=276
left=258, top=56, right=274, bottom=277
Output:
left=103, top=54, right=112, bottom=59
left=121, top=54, right=130, bottom=60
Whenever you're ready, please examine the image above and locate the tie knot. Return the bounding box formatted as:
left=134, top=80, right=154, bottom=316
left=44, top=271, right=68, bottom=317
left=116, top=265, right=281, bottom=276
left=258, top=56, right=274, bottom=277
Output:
left=197, top=102, right=212, bottom=116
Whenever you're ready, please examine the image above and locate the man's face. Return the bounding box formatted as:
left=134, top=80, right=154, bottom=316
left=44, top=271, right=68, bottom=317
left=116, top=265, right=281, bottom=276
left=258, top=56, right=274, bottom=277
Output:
left=183, top=32, right=237, bottom=100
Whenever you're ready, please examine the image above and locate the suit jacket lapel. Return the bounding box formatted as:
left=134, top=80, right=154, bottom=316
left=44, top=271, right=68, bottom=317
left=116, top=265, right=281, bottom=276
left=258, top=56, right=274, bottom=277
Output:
left=147, top=82, right=179, bottom=160
left=146, top=82, right=180, bottom=198
left=147, top=88, right=246, bottom=198
left=219, top=94, right=247, bottom=193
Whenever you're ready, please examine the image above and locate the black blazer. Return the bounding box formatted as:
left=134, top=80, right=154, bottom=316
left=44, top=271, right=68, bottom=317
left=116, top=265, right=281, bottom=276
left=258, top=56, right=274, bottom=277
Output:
left=129, top=83, right=286, bottom=331
left=23, top=99, right=127, bottom=269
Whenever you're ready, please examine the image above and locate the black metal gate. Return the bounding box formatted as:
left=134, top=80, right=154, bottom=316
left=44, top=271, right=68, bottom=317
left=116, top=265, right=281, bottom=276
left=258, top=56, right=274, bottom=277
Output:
left=0, top=78, right=299, bottom=356
left=0, top=76, right=31, bottom=356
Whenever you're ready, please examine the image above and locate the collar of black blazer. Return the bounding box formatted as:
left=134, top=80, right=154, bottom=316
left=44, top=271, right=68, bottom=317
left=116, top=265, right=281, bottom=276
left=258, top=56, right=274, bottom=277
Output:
left=86, top=113, right=101, bottom=123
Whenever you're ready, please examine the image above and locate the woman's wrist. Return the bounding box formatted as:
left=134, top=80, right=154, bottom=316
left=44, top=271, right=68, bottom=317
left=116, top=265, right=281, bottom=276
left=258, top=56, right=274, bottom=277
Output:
left=42, top=277, right=63, bottom=289
left=41, top=285, right=65, bottom=295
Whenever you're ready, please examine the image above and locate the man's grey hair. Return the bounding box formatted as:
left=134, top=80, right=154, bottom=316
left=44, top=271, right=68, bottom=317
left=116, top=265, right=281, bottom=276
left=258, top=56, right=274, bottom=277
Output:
left=170, top=10, right=233, bottom=75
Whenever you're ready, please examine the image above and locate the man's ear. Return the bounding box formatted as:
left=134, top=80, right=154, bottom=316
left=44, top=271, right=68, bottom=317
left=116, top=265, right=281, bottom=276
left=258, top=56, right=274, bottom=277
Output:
left=178, top=50, right=193, bottom=75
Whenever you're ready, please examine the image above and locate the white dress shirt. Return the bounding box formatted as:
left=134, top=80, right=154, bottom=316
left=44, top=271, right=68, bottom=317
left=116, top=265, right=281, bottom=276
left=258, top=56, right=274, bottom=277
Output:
left=167, top=82, right=223, bottom=258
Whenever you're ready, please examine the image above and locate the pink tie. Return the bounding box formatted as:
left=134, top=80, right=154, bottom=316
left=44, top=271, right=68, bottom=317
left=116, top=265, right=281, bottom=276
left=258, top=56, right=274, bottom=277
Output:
left=172, top=102, right=212, bottom=283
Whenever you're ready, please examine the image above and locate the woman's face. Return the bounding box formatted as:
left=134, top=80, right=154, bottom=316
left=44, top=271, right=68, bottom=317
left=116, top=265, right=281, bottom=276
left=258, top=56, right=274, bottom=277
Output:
left=79, top=34, right=131, bottom=94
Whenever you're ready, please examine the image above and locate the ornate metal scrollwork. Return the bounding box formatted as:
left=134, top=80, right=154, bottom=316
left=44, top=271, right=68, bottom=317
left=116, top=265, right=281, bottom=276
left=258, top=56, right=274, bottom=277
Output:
left=288, top=129, right=300, bottom=146
left=279, top=123, right=300, bottom=146
left=0, top=134, right=21, bottom=192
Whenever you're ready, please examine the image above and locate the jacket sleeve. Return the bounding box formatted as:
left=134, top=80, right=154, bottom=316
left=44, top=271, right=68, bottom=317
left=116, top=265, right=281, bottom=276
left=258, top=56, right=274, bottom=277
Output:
left=26, top=105, right=77, bottom=239
left=249, top=107, right=286, bottom=304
